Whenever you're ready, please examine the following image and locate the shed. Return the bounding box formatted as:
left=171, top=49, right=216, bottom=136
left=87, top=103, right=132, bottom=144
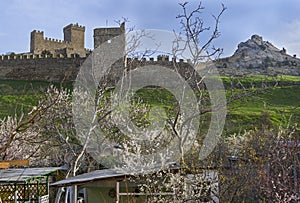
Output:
left=52, top=164, right=219, bottom=203
left=52, top=168, right=176, bottom=203
left=0, top=167, right=64, bottom=203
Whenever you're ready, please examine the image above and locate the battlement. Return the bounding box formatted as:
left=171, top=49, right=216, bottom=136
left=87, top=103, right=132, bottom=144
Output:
left=63, top=23, right=85, bottom=31
left=0, top=23, right=198, bottom=83
left=43, top=37, right=71, bottom=44
left=0, top=53, right=85, bottom=61
left=93, top=22, right=124, bottom=33
left=126, top=56, right=188, bottom=64
left=94, top=27, right=123, bottom=35
left=31, top=30, right=44, bottom=34
left=0, top=54, right=188, bottom=63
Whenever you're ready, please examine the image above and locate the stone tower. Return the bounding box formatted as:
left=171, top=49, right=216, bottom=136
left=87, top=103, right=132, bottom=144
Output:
left=93, top=23, right=126, bottom=86
left=63, top=23, right=85, bottom=50
left=30, top=30, right=44, bottom=54
left=93, top=22, right=125, bottom=49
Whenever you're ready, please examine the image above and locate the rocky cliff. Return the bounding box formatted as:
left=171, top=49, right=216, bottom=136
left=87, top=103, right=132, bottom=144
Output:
left=216, top=34, right=300, bottom=76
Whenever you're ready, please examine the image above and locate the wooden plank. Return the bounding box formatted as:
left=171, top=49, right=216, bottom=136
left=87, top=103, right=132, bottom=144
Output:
left=0, top=160, right=29, bottom=168
left=7, top=159, right=30, bottom=166
left=0, top=162, right=10, bottom=169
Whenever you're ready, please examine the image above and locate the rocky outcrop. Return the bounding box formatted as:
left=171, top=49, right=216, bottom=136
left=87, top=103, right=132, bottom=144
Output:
left=216, top=34, right=300, bottom=76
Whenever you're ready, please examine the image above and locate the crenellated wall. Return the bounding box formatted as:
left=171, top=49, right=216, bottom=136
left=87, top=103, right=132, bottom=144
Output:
left=125, top=56, right=202, bottom=89
left=0, top=55, right=199, bottom=85
left=1, top=22, right=202, bottom=84
left=4, top=23, right=299, bottom=84
left=0, top=53, right=88, bottom=60
left=0, top=54, right=85, bottom=81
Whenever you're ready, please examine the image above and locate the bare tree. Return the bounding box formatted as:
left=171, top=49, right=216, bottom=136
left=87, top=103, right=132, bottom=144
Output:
left=108, top=1, right=228, bottom=202
left=174, top=1, right=226, bottom=63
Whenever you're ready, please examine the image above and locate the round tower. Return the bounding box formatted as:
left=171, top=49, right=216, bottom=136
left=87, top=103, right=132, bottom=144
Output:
left=93, top=22, right=125, bottom=49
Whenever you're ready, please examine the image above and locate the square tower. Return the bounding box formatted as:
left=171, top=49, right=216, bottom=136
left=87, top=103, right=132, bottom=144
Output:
left=63, top=23, right=85, bottom=49
left=30, top=30, right=44, bottom=54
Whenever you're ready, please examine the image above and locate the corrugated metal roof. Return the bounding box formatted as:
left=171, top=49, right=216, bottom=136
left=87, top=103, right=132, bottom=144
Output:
left=0, top=167, right=63, bottom=183
left=51, top=163, right=181, bottom=187
left=51, top=169, right=127, bottom=187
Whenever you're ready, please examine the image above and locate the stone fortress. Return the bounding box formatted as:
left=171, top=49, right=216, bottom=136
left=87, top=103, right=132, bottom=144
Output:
left=0, top=23, right=299, bottom=82
left=0, top=23, right=127, bottom=81
left=30, top=23, right=88, bottom=57
left=30, top=22, right=125, bottom=58
left=0, top=22, right=198, bottom=82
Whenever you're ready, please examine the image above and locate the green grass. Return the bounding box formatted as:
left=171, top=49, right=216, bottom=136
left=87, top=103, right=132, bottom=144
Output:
left=221, top=74, right=300, bottom=89
left=0, top=80, right=73, bottom=95
left=0, top=80, right=73, bottom=118
left=229, top=86, right=300, bottom=116
left=133, top=87, right=179, bottom=114
left=222, top=75, right=300, bottom=83
left=130, top=83, right=300, bottom=135
left=0, top=95, right=40, bottom=117
left=0, top=77, right=299, bottom=136
left=226, top=85, right=300, bottom=134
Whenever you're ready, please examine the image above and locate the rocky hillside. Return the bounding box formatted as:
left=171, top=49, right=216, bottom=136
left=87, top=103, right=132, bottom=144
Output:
left=216, top=34, right=300, bottom=76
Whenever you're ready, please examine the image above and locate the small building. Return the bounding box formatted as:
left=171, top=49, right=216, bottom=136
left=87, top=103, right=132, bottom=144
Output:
left=52, top=166, right=219, bottom=203
left=0, top=167, right=64, bottom=203
left=52, top=168, right=149, bottom=203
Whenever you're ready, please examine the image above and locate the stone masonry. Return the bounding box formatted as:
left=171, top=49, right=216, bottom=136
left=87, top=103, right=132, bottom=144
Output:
left=30, top=23, right=89, bottom=57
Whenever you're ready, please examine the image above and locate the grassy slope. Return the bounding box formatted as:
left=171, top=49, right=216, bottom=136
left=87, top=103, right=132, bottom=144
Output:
left=226, top=85, right=300, bottom=134
left=0, top=80, right=72, bottom=118
left=0, top=76, right=299, bottom=135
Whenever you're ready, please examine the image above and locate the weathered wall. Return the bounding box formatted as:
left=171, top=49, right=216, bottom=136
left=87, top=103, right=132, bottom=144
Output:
left=125, top=57, right=202, bottom=89
left=0, top=55, right=83, bottom=82
left=94, top=23, right=125, bottom=49
left=0, top=55, right=199, bottom=88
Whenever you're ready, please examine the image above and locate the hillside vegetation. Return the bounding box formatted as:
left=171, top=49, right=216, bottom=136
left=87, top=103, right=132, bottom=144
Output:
left=0, top=80, right=71, bottom=117
left=0, top=76, right=299, bottom=136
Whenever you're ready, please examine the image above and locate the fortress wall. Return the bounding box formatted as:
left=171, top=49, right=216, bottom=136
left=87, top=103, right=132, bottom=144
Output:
left=1, top=23, right=204, bottom=84
left=31, top=30, right=71, bottom=56
left=0, top=56, right=84, bottom=82
left=42, top=38, right=70, bottom=51
left=125, top=57, right=202, bottom=89
left=0, top=55, right=205, bottom=89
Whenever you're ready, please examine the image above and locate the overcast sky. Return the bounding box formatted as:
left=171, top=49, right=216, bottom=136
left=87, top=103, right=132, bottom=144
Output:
left=0, top=0, right=300, bottom=57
